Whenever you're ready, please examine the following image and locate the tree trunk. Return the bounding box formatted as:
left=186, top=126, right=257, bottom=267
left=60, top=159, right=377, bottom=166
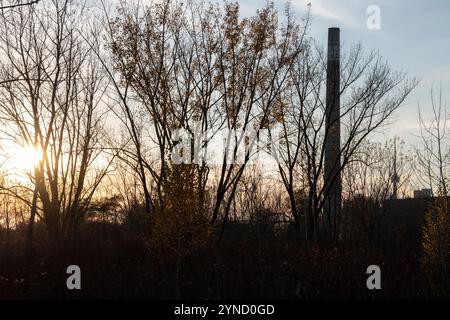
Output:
left=26, top=187, right=39, bottom=259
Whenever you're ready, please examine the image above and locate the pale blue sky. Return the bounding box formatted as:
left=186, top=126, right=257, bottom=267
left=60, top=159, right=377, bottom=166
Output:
left=239, top=0, right=450, bottom=144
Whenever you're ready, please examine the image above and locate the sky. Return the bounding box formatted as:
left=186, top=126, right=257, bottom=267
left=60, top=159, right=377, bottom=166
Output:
left=240, top=0, right=450, bottom=146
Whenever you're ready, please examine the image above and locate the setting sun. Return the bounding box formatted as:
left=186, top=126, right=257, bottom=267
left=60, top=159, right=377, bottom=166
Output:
left=10, top=145, right=43, bottom=172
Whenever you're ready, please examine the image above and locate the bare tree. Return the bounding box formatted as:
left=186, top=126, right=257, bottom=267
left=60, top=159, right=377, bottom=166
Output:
left=0, top=0, right=114, bottom=249
left=415, top=84, right=450, bottom=197
left=412, top=83, right=450, bottom=297
left=273, top=41, right=418, bottom=242
left=341, top=138, right=413, bottom=246
left=105, top=0, right=303, bottom=243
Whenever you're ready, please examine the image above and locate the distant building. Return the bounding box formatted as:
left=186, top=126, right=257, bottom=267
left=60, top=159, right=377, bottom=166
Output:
left=383, top=196, right=449, bottom=254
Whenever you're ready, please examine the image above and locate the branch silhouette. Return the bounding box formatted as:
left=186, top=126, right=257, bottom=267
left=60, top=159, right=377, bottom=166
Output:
left=0, top=0, right=40, bottom=10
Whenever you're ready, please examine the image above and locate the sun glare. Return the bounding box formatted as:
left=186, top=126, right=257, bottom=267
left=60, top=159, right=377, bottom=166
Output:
left=11, top=145, right=43, bottom=172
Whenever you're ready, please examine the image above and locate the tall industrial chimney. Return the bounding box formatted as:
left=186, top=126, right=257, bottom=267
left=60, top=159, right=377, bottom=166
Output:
left=324, top=27, right=342, bottom=240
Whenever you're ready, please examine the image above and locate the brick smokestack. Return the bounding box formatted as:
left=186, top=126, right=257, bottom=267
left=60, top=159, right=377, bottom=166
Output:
left=324, top=27, right=341, bottom=240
